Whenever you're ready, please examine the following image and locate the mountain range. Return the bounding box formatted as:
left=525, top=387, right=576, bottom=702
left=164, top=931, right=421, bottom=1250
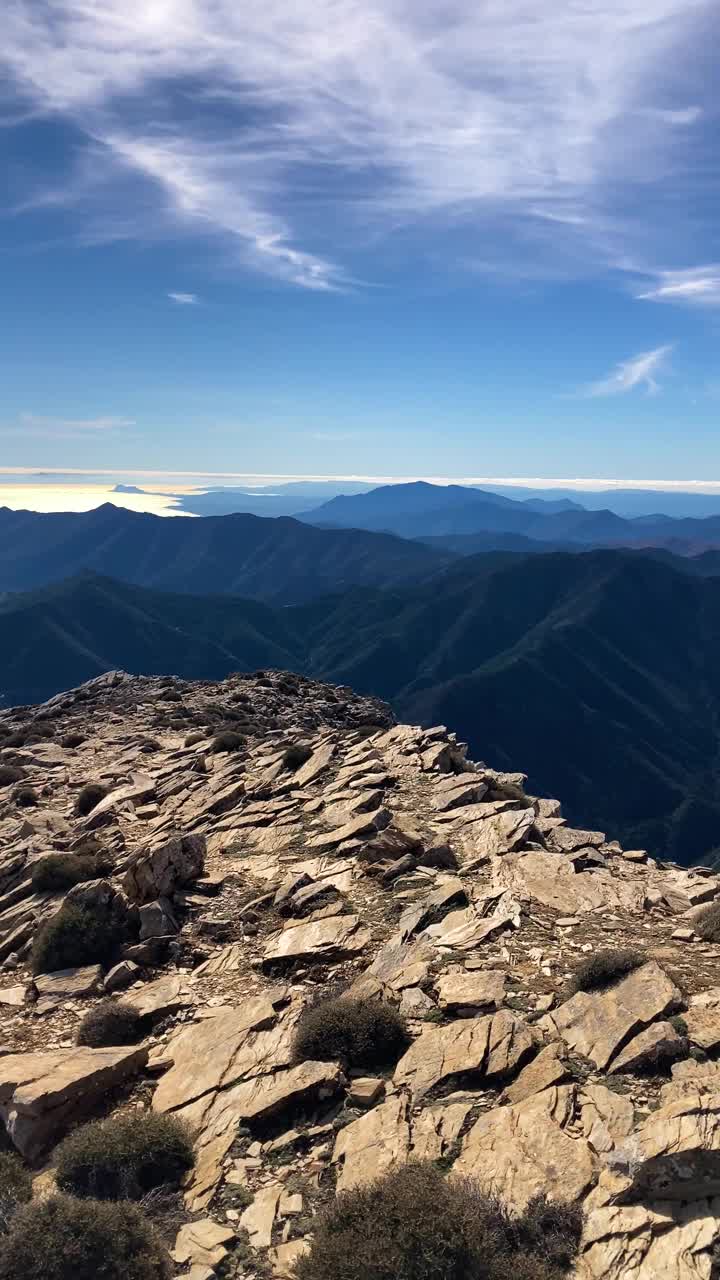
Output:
left=8, top=487, right=720, bottom=613
left=302, top=480, right=720, bottom=550
left=0, top=503, right=451, bottom=602
left=4, top=549, right=720, bottom=867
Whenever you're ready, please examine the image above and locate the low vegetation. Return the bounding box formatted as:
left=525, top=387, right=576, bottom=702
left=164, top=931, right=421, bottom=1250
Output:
left=210, top=730, right=245, bottom=754
left=31, top=853, right=111, bottom=894
left=0, top=766, right=24, bottom=788
left=283, top=742, right=313, bottom=770
left=74, top=783, right=109, bottom=816
left=0, top=1153, right=32, bottom=1233
left=62, top=731, right=87, bottom=749
left=568, top=948, right=644, bottom=994
left=76, top=999, right=144, bottom=1047
left=693, top=901, right=720, bottom=942
left=294, top=995, right=409, bottom=1069
left=31, top=903, right=128, bottom=975
left=55, top=1111, right=195, bottom=1201
left=12, top=785, right=38, bottom=808
left=295, top=1163, right=582, bottom=1280
left=0, top=1194, right=171, bottom=1280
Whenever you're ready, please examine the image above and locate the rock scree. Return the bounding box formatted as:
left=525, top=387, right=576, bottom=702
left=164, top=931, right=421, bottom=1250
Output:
left=0, top=668, right=720, bottom=1276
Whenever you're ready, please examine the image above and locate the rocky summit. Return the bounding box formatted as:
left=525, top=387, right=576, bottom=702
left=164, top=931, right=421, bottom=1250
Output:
left=2, top=669, right=720, bottom=1277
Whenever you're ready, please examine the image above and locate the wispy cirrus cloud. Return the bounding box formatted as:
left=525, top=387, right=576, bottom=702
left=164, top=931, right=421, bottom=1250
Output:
left=168, top=291, right=199, bottom=305
left=638, top=267, right=720, bottom=307
left=582, top=345, right=674, bottom=397
left=20, top=413, right=135, bottom=432
left=0, top=1, right=715, bottom=291
left=0, top=414, right=136, bottom=440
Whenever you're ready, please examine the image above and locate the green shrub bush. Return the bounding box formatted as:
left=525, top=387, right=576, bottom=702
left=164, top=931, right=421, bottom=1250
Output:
left=0, top=1194, right=171, bottom=1280
left=31, top=854, right=110, bottom=894
left=55, top=1112, right=195, bottom=1201
left=295, top=1163, right=581, bottom=1280
left=31, top=903, right=128, bottom=975
left=294, top=996, right=409, bottom=1069
left=569, top=948, right=644, bottom=994
left=283, top=742, right=312, bottom=771
left=512, top=1196, right=583, bottom=1273
left=76, top=1000, right=144, bottom=1048
left=13, top=785, right=38, bottom=808
left=210, top=730, right=245, bottom=754
left=0, top=1153, right=31, bottom=1233
left=0, top=766, right=24, bottom=788
left=75, top=783, right=109, bottom=816
left=693, top=901, right=720, bottom=942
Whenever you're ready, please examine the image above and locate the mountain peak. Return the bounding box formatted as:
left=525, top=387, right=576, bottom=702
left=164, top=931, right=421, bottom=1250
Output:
left=0, top=669, right=717, bottom=1279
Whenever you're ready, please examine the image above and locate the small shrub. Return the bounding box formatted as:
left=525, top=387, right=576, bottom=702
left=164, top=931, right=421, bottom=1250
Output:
left=294, top=996, right=409, bottom=1069
left=55, top=1112, right=195, bottom=1201
left=0, top=1194, right=171, bottom=1280
left=13, top=785, right=38, bottom=808
left=210, top=730, right=245, bottom=754
left=512, top=1196, right=583, bottom=1273
left=694, top=901, right=720, bottom=942
left=75, top=783, right=109, bottom=817
left=77, top=999, right=144, bottom=1047
left=0, top=766, right=23, bottom=788
left=295, top=1163, right=580, bottom=1280
left=0, top=1153, right=31, bottom=1233
left=569, top=948, right=644, bottom=994
left=670, top=1014, right=689, bottom=1036
left=31, top=854, right=109, bottom=894
left=184, top=730, right=205, bottom=748
left=283, top=742, right=312, bottom=771
left=62, top=731, right=86, bottom=749
left=31, top=903, right=128, bottom=975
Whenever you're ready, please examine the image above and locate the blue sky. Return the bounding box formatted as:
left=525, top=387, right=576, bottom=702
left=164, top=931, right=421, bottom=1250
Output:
left=2, top=0, right=720, bottom=482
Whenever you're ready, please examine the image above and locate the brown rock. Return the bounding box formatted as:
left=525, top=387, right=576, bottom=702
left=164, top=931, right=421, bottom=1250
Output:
left=454, top=1085, right=596, bottom=1211
left=262, top=915, right=370, bottom=967
left=0, top=1044, right=148, bottom=1158
left=123, top=833, right=206, bottom=904
left=502, top=1042, right=569, bottom=1105
left=32, top=964, right=103, bottom=1014
left=608, top=1021, right=685, bottom=1074
left=394, top=1011, right=535, bottom=1101
left=436, top=968, right=506, bottom=1011
left=543, top=961, right=680, bottom=1070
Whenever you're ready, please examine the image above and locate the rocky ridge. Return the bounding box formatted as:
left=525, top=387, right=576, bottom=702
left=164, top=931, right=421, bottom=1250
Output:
left=1, top=669, right=720, bottom=1277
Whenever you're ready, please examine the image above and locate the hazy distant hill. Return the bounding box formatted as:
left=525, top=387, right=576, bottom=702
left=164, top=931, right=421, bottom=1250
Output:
left=0, top=504, right=452, bottom=603
left=6, top=549, right=720, bottom=865
left=303, top=480, right=720, bottom=550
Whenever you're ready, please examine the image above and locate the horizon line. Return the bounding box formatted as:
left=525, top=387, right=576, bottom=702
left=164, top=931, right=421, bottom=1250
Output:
left=5, top=468, right=720, bottom=494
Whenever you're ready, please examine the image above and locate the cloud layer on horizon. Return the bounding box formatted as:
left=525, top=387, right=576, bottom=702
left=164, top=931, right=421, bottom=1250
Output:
left=2, top=0, right=718, bottom=296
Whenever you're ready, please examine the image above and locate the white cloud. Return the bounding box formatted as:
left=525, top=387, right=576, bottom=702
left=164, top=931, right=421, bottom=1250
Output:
left=582, top=345, right=674, bottom=397
left=0, top=0, right=714, bottom=288
left=638, top=267, right=720, bottom=306
left=168, top=291, right=199, bottom=305
left=0, top=414, right=137, bottom=439
left=20, top=413, right=135, bottom=431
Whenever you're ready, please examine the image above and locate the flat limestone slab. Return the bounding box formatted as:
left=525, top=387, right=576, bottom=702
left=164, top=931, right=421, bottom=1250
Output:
left=152, top=997, right=278, bottom=1114
left=263, top=915, right=370, bottom=967
left=542, top=961, right=680, bottom=1070
left=454, top=1085, right=596, bottom=1211
left=393, top=1010, right=535, bottom=1101
left=0, top=1045, right=148, bottom=1158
